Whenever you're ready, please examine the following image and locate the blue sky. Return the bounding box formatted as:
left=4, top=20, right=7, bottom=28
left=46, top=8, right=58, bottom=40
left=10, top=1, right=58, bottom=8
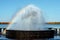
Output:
left=0, top=0, right=60, bottom=22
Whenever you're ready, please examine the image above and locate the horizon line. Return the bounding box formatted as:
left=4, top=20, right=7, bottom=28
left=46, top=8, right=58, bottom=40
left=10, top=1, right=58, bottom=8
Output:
left=0, top=22, right=60, bottom=24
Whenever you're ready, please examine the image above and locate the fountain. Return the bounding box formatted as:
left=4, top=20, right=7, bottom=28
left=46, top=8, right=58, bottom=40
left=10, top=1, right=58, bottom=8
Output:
left=7, top=4, right=45, bottom=30
left=6, top=4, right=54, bottom=39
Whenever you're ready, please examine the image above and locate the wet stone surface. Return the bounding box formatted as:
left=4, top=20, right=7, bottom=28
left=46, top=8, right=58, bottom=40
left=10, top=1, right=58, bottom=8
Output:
left=0, top=35, right=60, bottom=40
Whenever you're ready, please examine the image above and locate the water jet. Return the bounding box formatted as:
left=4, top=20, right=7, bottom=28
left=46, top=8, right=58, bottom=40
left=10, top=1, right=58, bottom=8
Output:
left=6, top=4, right=54, bottom=39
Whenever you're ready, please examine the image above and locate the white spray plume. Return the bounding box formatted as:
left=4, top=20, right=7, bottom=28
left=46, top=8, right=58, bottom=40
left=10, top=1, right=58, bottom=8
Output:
left=6, top=4, right=45, bottom=31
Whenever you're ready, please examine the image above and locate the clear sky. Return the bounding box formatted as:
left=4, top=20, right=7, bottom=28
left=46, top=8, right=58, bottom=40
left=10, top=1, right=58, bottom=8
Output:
left=0, top=0, right=60, bottom=22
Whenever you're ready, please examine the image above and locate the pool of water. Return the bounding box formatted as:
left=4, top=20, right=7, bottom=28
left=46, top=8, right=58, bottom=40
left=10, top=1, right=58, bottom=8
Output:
left=0, top=24, right=60, bottom=40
